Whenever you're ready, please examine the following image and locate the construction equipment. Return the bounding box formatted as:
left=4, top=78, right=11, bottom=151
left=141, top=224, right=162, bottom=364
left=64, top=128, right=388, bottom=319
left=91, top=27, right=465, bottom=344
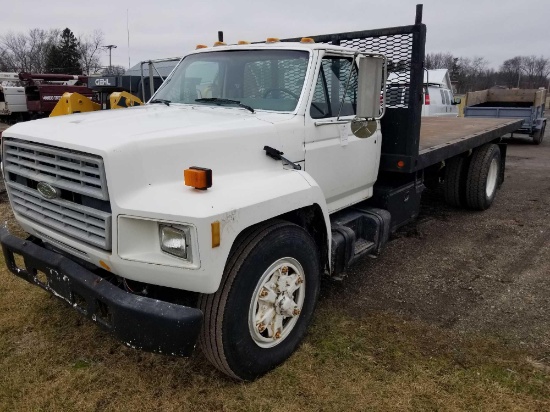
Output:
left=49, top=77, right=144, bottom=116
left=19, top=73, right=97, bottom=118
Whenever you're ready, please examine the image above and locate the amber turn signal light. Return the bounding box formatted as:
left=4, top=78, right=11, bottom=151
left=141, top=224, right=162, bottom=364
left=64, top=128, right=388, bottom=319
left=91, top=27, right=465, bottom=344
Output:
left=184, top=167, right=212, bottom=190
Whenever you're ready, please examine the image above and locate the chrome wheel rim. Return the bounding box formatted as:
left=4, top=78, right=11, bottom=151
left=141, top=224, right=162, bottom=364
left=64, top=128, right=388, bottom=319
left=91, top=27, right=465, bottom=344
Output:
left=486, top=157, right=499, bottom=198
left=248, top=257, right=306, bottom=348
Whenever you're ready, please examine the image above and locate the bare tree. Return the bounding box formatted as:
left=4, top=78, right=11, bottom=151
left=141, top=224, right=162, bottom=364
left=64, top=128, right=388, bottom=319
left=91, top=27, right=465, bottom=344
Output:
left=532, top=56, right=549, bottom=88
left=101, top=65, right=126, bottom=76
left=500, top=56, right=522, bottom=87
left=0, top=29, right=59, bottom=73
left=425, top=52, right=455, bottom=70
left=78, top=30, right=104, bottom=75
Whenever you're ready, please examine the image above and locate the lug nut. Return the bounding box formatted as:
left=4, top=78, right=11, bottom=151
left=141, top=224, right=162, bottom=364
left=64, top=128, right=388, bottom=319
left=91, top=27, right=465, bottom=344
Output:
left=296, top=276, right=304, bottom=285
left=293, top=308, right=301, bottom=316
left=257, top=323, right=266, bottom=333
left=259, top=288, right=268, bottom=297
left=274, top=330, right=281, bottom=339
left=281, top=266, right=288, bottom=274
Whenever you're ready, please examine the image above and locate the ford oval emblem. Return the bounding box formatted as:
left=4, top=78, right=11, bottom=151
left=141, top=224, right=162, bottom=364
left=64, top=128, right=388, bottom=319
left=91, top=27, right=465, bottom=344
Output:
left=37, top=182, right=59, bottom=200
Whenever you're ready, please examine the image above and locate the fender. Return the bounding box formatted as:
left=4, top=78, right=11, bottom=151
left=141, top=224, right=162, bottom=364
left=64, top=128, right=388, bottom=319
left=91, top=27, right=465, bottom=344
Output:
left=111, top=168, right=331, bottom=294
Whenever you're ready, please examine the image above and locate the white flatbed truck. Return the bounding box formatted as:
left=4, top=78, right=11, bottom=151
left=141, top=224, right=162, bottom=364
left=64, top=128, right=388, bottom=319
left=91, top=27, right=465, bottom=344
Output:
left=0, top=5, right=522, bottom=380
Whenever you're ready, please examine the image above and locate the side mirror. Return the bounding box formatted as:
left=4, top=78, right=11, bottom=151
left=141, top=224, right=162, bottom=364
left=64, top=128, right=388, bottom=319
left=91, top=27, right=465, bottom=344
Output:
left=356, top=55, right=384, bottom=119
left=453, top=97, right=461, bottom=105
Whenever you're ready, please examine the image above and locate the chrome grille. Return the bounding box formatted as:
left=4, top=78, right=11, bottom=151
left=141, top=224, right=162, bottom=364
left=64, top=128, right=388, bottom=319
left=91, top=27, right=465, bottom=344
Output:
left=3, top=138, right=108, bottom=200
left=7, top=181, right=111, bottom=250
left=3, top=138, right=112, bottom=250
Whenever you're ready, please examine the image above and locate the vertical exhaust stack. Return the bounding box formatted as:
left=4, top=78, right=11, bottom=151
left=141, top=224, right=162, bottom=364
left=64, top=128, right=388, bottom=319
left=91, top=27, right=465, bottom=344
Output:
left=415, top=4, right=423, bottom=24
left=218, top=31, right=224, bottom=42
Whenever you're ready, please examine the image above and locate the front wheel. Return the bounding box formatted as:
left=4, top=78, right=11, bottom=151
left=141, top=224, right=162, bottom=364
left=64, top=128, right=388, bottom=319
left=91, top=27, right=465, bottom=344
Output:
left=198, top=220, right=320, bottom=381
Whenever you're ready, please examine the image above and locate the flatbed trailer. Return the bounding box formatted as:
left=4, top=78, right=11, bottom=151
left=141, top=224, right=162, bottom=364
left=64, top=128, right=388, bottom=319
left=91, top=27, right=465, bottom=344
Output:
left=463, top=88, right=547, bottom=144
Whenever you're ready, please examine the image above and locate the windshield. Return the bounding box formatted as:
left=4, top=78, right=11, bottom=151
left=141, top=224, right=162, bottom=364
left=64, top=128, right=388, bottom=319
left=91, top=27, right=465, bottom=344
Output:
left=153, top=49, right=309, bottom=112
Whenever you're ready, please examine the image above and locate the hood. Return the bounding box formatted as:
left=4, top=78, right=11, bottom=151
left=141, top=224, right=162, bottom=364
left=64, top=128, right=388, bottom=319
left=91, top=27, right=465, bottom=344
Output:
left=3, top=104, right=303, bottom=206
left=5, top=104, right=292, bottom=152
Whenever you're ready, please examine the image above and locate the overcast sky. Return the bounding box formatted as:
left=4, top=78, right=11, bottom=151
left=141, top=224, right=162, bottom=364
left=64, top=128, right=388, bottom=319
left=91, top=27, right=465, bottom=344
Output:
left=1, top=0, right=548, bottom=70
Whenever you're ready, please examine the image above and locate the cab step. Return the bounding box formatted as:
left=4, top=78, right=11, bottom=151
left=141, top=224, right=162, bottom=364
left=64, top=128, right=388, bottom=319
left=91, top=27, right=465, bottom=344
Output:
left=330, top=206, right=391, bottom=276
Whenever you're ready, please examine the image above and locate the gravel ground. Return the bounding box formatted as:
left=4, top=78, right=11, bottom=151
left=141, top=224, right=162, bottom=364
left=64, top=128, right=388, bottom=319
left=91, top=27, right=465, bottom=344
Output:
left=322, top=127, right=550, bottom=352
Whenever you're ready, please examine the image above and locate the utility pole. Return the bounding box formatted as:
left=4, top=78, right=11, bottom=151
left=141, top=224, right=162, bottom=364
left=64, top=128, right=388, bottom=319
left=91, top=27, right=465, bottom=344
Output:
left=103, top=44, right=117, bottom=69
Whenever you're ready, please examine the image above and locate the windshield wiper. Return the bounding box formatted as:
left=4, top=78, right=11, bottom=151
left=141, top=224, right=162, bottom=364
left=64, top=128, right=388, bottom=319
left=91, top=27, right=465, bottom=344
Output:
left=150, top=99, right=171, bottom=106
left=195, top=98, right=254, bottom=113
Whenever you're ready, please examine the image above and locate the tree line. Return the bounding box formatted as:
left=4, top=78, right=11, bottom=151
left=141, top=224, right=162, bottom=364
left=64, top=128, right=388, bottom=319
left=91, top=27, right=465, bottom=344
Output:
left=426, top=52, right=550, bottom=94
left=0, top=28, right=126, bottom=76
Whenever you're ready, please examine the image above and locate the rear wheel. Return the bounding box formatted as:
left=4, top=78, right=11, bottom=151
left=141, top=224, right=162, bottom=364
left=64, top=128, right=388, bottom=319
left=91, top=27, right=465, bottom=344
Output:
left=198, top=220, right=320, bottom=381
left=465, top=144, right=501, bottom=211
left=443, top=156, right=468, bottom=207
left=532, top=122, right=546, bottom=145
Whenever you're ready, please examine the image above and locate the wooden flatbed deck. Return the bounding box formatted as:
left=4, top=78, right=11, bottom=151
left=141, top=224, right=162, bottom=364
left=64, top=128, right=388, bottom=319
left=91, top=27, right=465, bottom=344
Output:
left=415, top=117, right=523, bottom=170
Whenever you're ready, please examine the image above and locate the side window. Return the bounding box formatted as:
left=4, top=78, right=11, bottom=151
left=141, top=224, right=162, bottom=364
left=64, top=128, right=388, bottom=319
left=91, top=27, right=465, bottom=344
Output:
left=445, top=90, right=451, bottom=105
left=439, top=89, right=445, bottom=105
left=310, top=56, right=357, bottom=119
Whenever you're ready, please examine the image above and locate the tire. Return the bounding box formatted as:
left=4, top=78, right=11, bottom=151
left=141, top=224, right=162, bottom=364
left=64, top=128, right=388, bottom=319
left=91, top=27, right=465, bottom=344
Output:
left=198, top=220, right=320, bottom=381
left=443, top=156, right=467, bottom=207
left=465, top=144, right=501, bottom=211
left=532, top=122, right=546, bottom=145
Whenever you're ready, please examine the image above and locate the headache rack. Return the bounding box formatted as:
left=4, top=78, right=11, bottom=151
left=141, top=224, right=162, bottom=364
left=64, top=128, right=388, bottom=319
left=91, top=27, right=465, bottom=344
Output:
left=282, top=4, right=427, bottom=173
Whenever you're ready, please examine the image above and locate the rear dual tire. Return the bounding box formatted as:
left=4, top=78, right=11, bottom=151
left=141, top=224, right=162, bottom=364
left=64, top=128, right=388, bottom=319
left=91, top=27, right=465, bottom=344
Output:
left=443, top=143, right=501, bottom=211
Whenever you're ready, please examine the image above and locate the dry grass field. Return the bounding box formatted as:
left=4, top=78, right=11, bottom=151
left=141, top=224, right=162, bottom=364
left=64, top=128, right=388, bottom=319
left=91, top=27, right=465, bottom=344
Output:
left=0, top=126, right=549, bottom=411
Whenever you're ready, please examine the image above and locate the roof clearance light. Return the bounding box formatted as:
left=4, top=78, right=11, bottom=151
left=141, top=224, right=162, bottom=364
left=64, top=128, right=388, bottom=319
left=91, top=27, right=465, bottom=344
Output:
left=184, top=166, right=213, bottom=190
left=238, top=40, right=250, bottom=45
left=196, top=44, right=208, bottom=49
left=300, top=37, right=315, bottom=43
left=213, top=41, right=226, bottom=47
left=266, top=37, right=280, bottom=43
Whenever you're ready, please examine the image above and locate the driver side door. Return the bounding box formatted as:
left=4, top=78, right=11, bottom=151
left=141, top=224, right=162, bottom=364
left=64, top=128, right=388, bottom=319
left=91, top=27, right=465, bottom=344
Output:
left=304, top=53, right=381, bottom=213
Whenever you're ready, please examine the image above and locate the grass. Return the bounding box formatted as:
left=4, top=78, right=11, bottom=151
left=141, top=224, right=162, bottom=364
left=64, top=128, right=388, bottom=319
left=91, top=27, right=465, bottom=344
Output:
left=0, top=191, right=548, bottom=411
left=0, top=256, right=549, bottom=412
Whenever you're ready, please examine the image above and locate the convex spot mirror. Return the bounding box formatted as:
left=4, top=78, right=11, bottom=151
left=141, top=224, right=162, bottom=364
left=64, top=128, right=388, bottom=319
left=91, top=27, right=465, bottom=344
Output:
left=351, top=118, right=378, bottom=139
left=453, top=96, right=462, bottom=105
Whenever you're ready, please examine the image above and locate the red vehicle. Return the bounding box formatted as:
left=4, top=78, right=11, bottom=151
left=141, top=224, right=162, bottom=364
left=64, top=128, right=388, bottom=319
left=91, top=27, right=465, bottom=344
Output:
left=19, top=73, right=97, bottom=118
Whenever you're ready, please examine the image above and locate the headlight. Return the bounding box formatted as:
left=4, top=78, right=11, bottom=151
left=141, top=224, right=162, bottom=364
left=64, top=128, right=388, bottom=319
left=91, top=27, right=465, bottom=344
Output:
left=159, top=224, right=191, bottom=260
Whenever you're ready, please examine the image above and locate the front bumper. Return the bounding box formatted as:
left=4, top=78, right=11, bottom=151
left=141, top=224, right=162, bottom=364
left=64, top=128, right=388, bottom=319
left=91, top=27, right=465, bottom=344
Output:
left=0, top=227, right=203, bottom=356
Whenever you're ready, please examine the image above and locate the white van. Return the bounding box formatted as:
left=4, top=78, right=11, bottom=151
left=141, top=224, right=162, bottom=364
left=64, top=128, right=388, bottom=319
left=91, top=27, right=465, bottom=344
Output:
left=422, top=69, right=458, bottom=117
left=386, top=69, right=458, bottom=117
left=0, top=72, right=28, bottom=121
